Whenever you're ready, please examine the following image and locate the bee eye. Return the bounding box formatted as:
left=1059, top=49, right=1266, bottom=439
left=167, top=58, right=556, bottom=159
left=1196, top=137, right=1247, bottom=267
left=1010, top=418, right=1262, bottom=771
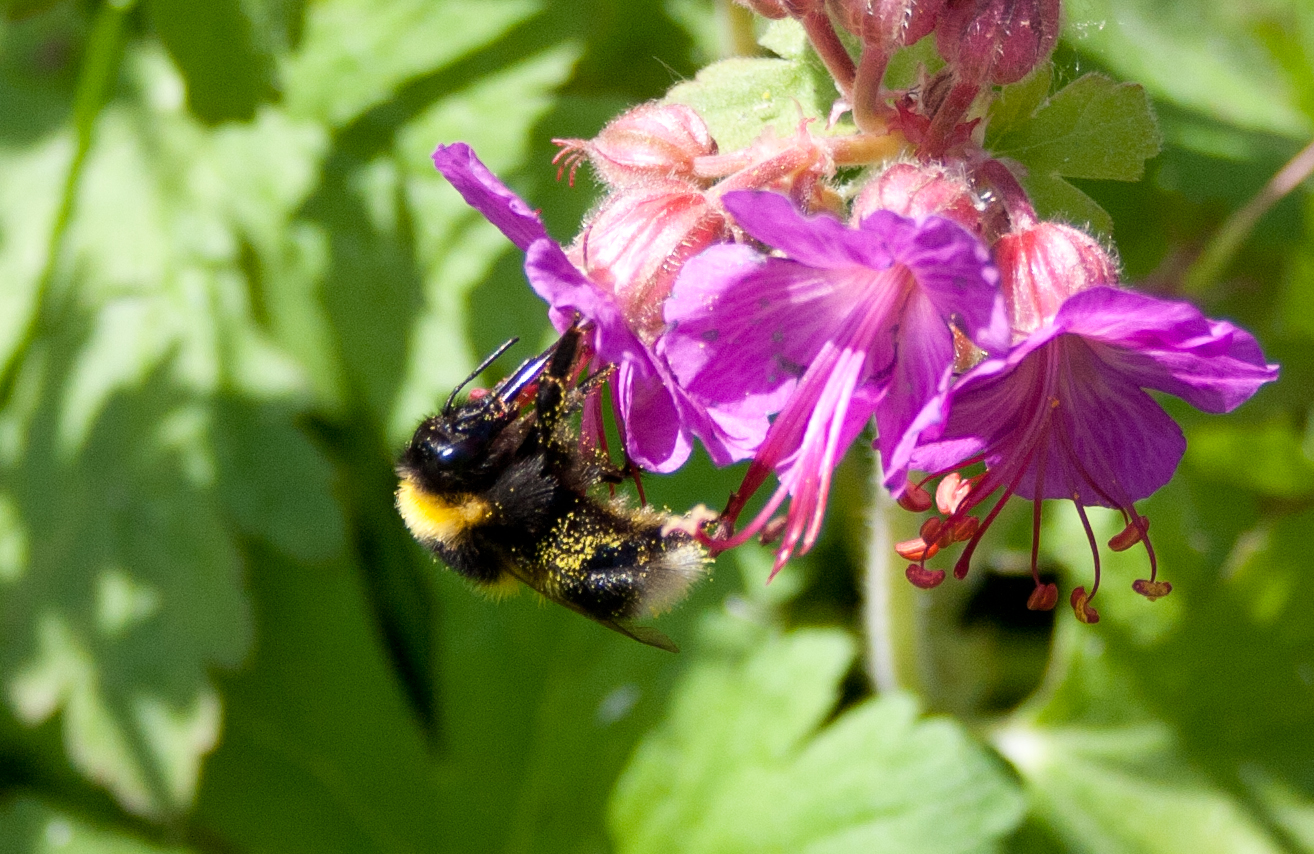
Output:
left=421, top=435, right=483, bottom=469
left=435, top=444, right=467, bottom=464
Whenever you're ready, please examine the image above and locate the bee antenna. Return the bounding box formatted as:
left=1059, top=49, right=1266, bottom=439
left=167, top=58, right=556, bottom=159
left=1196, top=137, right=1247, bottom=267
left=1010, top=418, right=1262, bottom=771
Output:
left=444, top=337, right=520, bottom=414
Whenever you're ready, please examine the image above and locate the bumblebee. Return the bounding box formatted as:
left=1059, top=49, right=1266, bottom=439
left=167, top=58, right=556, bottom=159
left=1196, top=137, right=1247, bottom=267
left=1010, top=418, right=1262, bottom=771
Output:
left=395, top=324, right=708, bottom=651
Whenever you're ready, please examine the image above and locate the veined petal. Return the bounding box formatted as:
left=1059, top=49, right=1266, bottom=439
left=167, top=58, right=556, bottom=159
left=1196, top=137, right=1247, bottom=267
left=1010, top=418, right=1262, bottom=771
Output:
left=1057, top=287, right=1279, bottom=413
left=663, top=244, right=857, bottom=415
left=875, top=290, right=956, bottom=490
left=1039, top=339, right=1186, bottom=503
left=879, top=211, right=1009, bottom=353
left=721, top=191, right=897, bottom=270
left=432, top=143, right=549, bottom=250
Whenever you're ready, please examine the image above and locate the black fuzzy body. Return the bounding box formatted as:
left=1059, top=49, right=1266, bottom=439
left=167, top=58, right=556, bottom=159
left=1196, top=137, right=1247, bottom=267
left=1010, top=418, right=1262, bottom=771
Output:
left=395, top=327, right=706, bottom=649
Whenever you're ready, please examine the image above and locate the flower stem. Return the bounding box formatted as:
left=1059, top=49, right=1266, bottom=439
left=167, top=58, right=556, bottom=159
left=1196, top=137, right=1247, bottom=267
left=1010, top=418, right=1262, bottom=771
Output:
left=720, top=0, right=762, bottom=58
left=863, top=456, right=926, bottom=695
left=0, top=1, right=130, bottom=411
left=1184, top=134, right=1314, bottom=294
left=800, top=10, right=855, bottom=98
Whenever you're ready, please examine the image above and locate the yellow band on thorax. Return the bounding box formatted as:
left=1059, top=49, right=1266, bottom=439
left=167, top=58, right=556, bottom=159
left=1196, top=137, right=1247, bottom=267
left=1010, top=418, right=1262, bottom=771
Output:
left=396, top=477, right=491, bottom=547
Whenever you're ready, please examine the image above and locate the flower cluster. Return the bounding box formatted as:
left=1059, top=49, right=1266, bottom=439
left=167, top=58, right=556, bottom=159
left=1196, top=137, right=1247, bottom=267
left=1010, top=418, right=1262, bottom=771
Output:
left=431, top=0, right=1278, bottom=622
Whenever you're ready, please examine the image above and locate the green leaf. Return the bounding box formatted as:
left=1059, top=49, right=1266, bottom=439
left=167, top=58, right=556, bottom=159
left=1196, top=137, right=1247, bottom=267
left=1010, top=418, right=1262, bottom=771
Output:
left=1017, top=171, right=1115, bottom=238
left=987, top=73, right=1160, bottom=234
left=988, top=73, right=1161, bottom=182
left=610, top=629, right=1024, bottom=854
left=1064, top=0, right=1314, bottom=141
left=996, top=720, right=1287, bottom=854
left=0, top=796, right=194, bottom=854
left=986, top=64, right=1054, bottom=140
left=664, top=54, right=838, bottom=152
left=146, top=0, right=277, bottom=124
left=999, top=481, right=1314, bottom=852
left=193, top=545, right=446, bottom=854
left=0, top=37, right=351, bottom=820
left=758, top=17, right=809, bottom=60
left=0, top=399, right=249, bottom=820
left=282, top=0, right=542, bottom=127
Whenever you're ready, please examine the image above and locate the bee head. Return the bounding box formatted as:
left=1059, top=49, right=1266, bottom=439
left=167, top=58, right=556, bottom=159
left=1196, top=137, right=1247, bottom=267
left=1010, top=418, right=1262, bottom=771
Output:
left=398, top=397, right=521, bottom=491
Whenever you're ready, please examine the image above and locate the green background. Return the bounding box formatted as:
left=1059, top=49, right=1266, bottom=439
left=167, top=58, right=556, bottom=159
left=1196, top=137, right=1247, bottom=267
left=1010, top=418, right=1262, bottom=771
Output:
left=0, top=1, right=1310, bottom=851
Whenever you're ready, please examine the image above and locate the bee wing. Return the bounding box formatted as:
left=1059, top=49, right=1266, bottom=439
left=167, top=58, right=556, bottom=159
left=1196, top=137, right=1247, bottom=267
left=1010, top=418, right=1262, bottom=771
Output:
left=505, top=564, right=681, bottom=652
left=596, top=618, right=679, bottom=653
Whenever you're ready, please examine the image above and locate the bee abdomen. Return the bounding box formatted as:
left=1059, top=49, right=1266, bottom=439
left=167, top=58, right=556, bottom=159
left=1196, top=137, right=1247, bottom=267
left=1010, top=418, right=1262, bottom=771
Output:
left=530, top=507, right=708, bottom=620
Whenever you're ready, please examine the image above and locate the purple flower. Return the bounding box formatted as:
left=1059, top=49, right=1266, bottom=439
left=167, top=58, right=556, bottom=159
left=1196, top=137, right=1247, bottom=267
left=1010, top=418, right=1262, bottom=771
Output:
left=664, top=189, right=1007, bottom=570
left=905, top=286, right=1279, bottom=620
left=431, top=143, right=769, bottom=472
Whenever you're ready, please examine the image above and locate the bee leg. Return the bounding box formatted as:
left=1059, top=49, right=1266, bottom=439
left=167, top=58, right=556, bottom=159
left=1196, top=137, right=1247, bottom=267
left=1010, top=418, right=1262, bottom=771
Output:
left=535, top=324, right=585, bottom=430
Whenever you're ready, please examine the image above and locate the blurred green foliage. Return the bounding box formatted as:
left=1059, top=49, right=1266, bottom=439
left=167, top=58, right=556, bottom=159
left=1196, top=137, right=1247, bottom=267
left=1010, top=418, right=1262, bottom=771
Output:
left=0, top=0, right=1310, bottom=852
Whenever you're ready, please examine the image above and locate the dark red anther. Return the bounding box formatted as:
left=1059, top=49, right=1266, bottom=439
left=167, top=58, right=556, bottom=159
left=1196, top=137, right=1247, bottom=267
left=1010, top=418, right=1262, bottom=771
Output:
left=919, top=516, right=945, bottom=544
left=906, top=565, right=947, bottom=589
left=895, top=537, right=939, bottom=561
left=936, top=472, right=973, bottom=515
left=898, top=479, right=933, bottom=512
left=1070, top=586, right=1100, bottom=624
left=1109, top=515, right=1150, bottom=552
left=945, top=515, right=979, bottom=543
left=1132, top=579, right=1172, bottom=601
left=1027, top=582, right=1058, bottom=611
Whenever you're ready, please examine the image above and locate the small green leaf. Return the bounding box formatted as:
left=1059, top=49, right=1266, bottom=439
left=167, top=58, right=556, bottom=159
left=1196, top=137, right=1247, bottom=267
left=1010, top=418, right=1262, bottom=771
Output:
left=988, top=74, right=1161, bottom=182
left=1017, top=171, right=1115, bottom=237
left=986, top=63, right=1054, bottom=140
left=665, top=55, right=837, bottom=152
left=758, top=17, right=809, bottom=60
left=987, top=73, right=1160, bottom=234
left=610, top=629, right=1024, bottom=854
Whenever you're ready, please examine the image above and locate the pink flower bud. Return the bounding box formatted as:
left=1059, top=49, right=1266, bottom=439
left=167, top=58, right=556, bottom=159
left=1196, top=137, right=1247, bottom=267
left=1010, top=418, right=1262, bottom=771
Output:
left=852, top=161, right=983, bottom=235
left=830, top=0, right=945, bottom=48
left=553, top=103, right=717, bottom=190
left=699, top=120, right=836, bottom=214
left=936, top=0, right=1060, bottom=85
left=995, top=220, right=1119, bottom=336
left=570, top=187, right=730, bottom=341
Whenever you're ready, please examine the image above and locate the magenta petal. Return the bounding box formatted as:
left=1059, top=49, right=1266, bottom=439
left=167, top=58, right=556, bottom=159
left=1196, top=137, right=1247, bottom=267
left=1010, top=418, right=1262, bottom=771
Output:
left=524, top=240, right=687, bottom=471
left=1036, top=341, right=1186, bottom=502
left=874, top=292, right=956, bottom=490
left=911, top=317, right=1202, bottom=506
left=1057, top=287, right=1279, bottom=413
left=721, top=191, right=896, bottom=270
left=663, top=244, right=851, bottom=414
left=878, top=211, right=1008, bottom=353
left=613, top=357, right=692, bottom=473
left=432, top=143, right=549, bottom=250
